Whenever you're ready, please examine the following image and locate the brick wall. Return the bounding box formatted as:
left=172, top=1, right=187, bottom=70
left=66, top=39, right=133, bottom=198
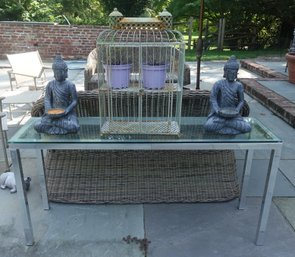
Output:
left=0, top=21, right=107, bottom=60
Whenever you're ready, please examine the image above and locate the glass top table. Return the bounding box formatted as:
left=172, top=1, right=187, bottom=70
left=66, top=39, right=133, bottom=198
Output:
left=8, top=116, right=282, bottom=246
left=9, top=117, right=281, bottom=145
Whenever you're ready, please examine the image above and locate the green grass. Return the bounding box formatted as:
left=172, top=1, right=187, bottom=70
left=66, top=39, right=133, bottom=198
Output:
left=185, top=48, right=287, bottom=61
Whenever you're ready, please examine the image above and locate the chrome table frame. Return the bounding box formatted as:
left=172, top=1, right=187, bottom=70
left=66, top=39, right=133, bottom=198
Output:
left=9, top=117, right=282, bottom=246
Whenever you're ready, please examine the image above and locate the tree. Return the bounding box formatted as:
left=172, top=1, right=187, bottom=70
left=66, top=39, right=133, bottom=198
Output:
left=99, top=0, right=151, bottom=17
left=208, top=0, right=295, bottom=49
left=0, top=0, right=106, bottom=24
left=22, top=0, right=62, bottom=22
left=204, top=0, right=281, bottom=49
left=168, top=0, right=295, bottom=49
left=59, top=0, right=105, bottom=24
left=0, top=0, right=28, bottom=21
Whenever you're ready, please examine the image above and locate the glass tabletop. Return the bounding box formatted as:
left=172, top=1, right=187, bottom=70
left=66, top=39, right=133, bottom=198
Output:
left=8, top=117, right=281, bottom=144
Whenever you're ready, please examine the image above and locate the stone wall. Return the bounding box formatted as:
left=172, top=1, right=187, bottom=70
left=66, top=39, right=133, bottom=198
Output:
left=0, top=21, right=107, bottom=60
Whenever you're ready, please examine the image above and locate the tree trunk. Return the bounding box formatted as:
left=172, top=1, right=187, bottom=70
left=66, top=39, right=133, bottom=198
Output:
left=278, top=20, right=294, bottom=48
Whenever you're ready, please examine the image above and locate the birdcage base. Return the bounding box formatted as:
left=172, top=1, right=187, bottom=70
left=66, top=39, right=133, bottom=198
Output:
left=100, top=120, right=180, bottom=135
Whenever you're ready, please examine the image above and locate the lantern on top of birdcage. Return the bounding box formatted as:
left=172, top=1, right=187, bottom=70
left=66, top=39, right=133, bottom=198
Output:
left=108, top=8, right=123, bottom=29
left=158, top=9, right=173, bottom=29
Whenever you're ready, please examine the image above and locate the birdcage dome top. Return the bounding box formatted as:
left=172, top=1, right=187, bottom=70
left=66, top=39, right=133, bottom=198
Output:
left=97, top=29, right=183, bottom=46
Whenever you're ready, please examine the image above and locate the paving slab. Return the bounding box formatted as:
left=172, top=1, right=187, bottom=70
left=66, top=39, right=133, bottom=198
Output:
left=279, top=160, right=295, bottom=186
left=144, top=198, right=295, bottom=257
left=1, top=203, right=144, bottom=257
left=273, top=197, right=295, bottom=231
left=256, top=61, right=287, bottom=75
left=236, top=159, right=295, bottom=197
left=259, top=80, right=295, bottom=102
left=0, top=158, right=145, bottom=257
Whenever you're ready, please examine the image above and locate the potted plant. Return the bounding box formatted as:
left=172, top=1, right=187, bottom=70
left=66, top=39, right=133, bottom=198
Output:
left=285, top=29, right=295, bottom=84
left=103, top=47, right=131, bottom=89
left=142, top=47, right=169, bottom=89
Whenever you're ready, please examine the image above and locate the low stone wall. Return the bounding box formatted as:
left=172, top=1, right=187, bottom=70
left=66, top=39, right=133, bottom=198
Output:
left=240, top=77, right=295, bottom=128
left=240, top=60, right=287, bottom=79
left=0, top=21, right=107, bottom=60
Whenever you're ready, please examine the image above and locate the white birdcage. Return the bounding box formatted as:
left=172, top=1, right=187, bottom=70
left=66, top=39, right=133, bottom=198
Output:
left=97, top=9, right=185, bottom=135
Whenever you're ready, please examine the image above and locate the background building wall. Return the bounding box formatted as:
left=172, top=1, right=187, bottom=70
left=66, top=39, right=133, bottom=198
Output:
left=0, top=21, right=107, bottom=60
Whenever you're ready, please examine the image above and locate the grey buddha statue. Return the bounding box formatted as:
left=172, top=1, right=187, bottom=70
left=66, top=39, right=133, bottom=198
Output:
left=204, top=56, right=251, bottom=135
left=34, top=55, right=80, bottom=135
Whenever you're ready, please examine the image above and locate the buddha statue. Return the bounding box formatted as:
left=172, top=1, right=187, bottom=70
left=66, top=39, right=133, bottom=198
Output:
left=34, top=55, right=80, bottom=135
left=204, top=56, right=251, bottom=135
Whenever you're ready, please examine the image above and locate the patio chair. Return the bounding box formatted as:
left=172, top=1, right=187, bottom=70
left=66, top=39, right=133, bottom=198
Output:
left=6, top=50, right=50, bottom=91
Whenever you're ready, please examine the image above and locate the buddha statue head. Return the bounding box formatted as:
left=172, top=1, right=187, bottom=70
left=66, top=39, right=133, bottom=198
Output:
left=223, top=55, right=239, bottom=82
left=52, top=55, right=68, bottom=82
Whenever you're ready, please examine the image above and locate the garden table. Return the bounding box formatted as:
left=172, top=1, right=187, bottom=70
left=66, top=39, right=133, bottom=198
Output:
left=8, top=116, right=282, bottom=246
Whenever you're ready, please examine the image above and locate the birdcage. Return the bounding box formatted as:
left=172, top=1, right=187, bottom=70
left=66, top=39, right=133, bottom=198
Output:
left=97, top=9, right=185, bottom=135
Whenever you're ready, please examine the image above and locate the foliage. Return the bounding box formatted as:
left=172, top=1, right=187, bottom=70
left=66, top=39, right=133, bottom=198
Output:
left=149, top=0, right=169, bottom=14
left=22, top=0, right=62, bottom=22
left=168, top=0, right=295, bottom=50
left=0, top=0, right=27, bottom=21
left=0, top=0, right=106, bottom=24
left=99, top=0, right=151, bottom=17
left=207, top=0, right=281, bottom=49
left=167, top=0, right=198, bottom=20
left=58, top=0, right=105, bottom=25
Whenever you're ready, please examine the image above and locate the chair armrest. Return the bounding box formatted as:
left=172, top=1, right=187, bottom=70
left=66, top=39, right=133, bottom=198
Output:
left=84, top=67, right=94, bottom=87
left=183, top=63, right=191, bottom=86
left=0, top=97, right=5, bottom=112
left=8, top=70, right=38, bottom=78
left=241, top=100, right=250, bottom=117
left=31, top=98, right=45, bottom=117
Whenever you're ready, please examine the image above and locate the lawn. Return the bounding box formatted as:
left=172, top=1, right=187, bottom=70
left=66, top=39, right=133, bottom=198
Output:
left=185, top=48, right=287, bottom=62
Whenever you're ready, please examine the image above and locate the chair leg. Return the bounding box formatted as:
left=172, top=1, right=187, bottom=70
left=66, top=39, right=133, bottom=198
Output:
left=34, top=78, right=37, bottom=90
left=8, top=104, right=13, bottom=120
left=0, top=113, right=10, bottom=172
left=0, top=99, right=7, bottom=148
left=7, top=70, right=15, bottom=91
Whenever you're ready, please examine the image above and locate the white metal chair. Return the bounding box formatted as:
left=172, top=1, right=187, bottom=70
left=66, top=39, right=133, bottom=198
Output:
left=2, top=90, right=43, bottom=119
left=6, top=50, right=50, bottom=90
